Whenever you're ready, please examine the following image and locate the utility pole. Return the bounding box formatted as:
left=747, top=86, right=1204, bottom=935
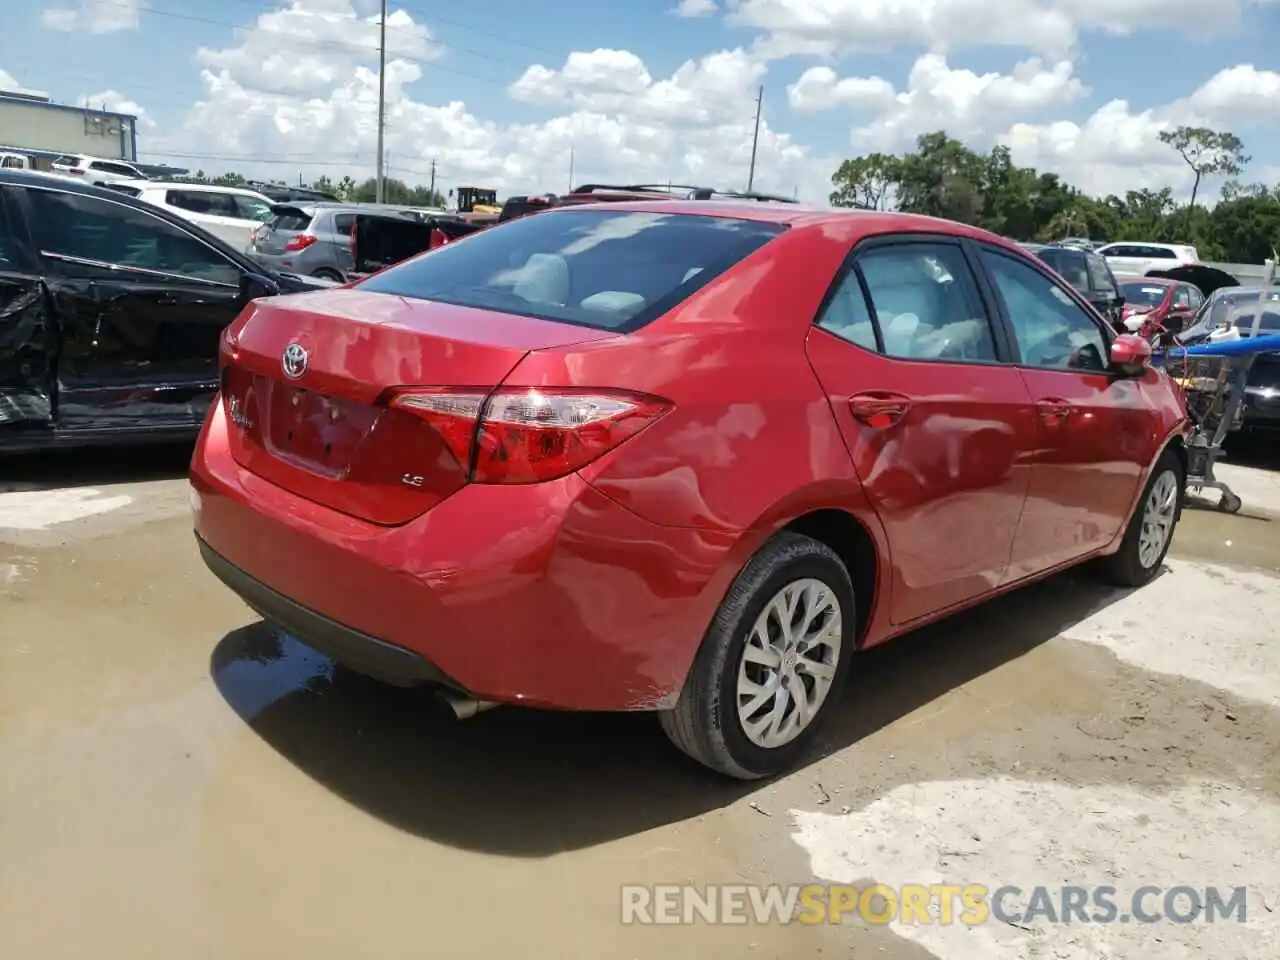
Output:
left=746, top=85, right=763, bottom=192
left=567, top=145, right=574, bottom=192
left=428, top=158, right=437, bottom=201
left=374, top=0, right=388, bottom=203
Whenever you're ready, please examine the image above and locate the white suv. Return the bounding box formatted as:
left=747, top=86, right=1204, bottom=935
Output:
left=103, top=180, right=275, bottom=249
left=1095, top=242, right=1199, bottom=275
left=49, top=154, right=146, bottom=186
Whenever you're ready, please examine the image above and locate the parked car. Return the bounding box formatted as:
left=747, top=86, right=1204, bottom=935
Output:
left=1113, top=275, right=1203, bottom=339
left=498, top=183, right=798, bottom=223
left=191, top=200, right=1190, bottom=778
left=1095, top=242, right=1198, bottom=276
left=246, top=202, right=450, bottom=281
left=1024, top=244, right=1125, bottom=330
left=102, top=180, right=275, bottom=250
left=0, top=170, right=334, bottom=453
left=1177, top=285, right=1280, bottom=439
left=49, top=153, right=146, bottom=186
left=245, top=180, right=341, bottom=203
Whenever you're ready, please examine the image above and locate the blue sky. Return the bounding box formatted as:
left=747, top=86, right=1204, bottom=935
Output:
left=3, top=0, right=1278, bottom=201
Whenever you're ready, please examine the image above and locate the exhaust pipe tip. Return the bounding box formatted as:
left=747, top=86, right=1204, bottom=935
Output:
left=436, top=689, right=500, bottom=720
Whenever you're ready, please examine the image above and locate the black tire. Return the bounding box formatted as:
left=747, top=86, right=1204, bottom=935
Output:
left=659, top=532, right=857, bottom=780
left=312, top=268, right=344, bottom=282
left=1094, top=448, right=1184, bottom=587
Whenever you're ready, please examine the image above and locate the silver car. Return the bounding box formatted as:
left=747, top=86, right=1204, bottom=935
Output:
left=246, top=202, right=442, bottom=281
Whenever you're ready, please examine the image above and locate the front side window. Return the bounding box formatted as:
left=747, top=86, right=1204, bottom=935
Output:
left=25, top=187, right=241, bottom=285
left=356, top=209, right=786, bottom=332
left=856, top=243, right=997, bottom=362
left=980, top=248, right=1109, bottom=372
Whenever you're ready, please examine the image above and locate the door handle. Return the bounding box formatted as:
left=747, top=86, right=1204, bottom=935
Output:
left=848, top=392, right=911, bottom=429
left=1035, top=398, right=1074, bottom=424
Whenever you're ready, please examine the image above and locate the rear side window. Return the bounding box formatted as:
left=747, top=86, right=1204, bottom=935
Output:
left=1143, top=246, right=1178, bottom=259
left=356, top=209, right=786, bottom=332
left=166, top=190, right=239, bottom=217
left=102, top=183, right=142, bottom=198
left=332, top=213, right=355, bottom=233
left=854, top=243, right=997, bottom=362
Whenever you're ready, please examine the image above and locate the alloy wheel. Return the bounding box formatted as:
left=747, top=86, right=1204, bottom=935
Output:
left=736, top=578, right=843, bottom=749
left=1137, top=468, right=1179, bottom=569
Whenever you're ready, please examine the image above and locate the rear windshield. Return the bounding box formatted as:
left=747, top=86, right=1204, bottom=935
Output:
left=89, top=160, right=139, bottom=176
left=1119, top=282, right=1169, bottom=307
left=1036, top=249, right=1088, bottom=291
left=355, top=209, right=786, bottom=331
left=268, top=207, right=314, bottom=231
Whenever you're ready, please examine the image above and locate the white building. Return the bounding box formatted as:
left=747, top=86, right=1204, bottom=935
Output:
left=0, top=89, right=138, bottom=161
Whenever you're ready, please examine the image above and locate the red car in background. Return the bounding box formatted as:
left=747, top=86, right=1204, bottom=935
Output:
left=191, top=202, right=1190, bottom=779
left=1116, top=275, right=1204, bottom=343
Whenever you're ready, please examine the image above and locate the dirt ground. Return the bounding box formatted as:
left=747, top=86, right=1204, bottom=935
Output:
left=2, top=442, right=1278, bottom=960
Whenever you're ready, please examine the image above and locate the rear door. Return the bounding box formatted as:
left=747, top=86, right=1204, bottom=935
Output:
left=804, top=235, right=1038, bottom=625
left=0, top=186, right=55, bottom=429
left=15, top=184, right=246, bottom=432
left=974, top=243, right=1159, bottom=578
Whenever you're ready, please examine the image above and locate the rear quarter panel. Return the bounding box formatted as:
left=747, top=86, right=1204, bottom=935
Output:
left=506, top=219, right=878, bottom=536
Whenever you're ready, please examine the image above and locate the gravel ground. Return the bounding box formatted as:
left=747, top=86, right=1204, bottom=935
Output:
left=1, top=443, right=1277, bottom=959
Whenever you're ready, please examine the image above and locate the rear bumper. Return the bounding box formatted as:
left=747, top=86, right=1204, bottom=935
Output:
left=197, top=534, right=459, bottom=689
left=191, top=396, right=737, bottom=711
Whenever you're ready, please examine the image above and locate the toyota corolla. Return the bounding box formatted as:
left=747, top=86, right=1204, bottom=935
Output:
left=190, top=201, right=1190, bottom=779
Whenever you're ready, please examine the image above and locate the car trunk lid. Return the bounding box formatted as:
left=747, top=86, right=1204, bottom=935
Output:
left=254, top=203, right=315, bottom=255
left=219, top=290, right=615, bottom=524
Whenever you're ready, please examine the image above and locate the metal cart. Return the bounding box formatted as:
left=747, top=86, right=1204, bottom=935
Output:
left=1157, top=332, right=1280, bottom=514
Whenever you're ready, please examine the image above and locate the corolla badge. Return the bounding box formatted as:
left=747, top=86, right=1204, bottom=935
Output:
left=281, top=342, right=308, bottom=379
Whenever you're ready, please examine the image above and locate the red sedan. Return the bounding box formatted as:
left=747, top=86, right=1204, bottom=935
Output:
left=191, top=202, right=1190, bottom=779
left=1116, top=275, right=1204, bottom=341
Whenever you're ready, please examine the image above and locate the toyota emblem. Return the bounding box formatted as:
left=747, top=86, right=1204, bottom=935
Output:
left=281, top=342, right=308, bottom=379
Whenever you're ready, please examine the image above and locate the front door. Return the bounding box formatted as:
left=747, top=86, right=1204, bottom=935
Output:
left=805, top=236, right=1038, bottom=625
left=974, top=244, right=1159, bottom=579
left=16, top=184, right=245, bottom=432
left=0, top=189, right=54, bottom=430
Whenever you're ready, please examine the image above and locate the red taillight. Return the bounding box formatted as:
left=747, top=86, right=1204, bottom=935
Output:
left=428, top=227, right=448, bottom=249
left=284, top=234, right=317, bottom=252
left=348, top=220, right=357, bottom=260
left=386, top=387, right=670, bottom=483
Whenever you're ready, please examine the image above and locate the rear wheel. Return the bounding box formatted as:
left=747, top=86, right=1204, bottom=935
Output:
left=659, top=532, right=856, bottom=779
left=312, top=268, right=344, bottom=282
left=1095, top=449, right=1183, bottom=587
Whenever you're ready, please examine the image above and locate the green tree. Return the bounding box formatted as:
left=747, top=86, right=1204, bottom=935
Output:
left=1158, top=126, right=1249, bottom=218
left=829, top=153, right=901, bottom=209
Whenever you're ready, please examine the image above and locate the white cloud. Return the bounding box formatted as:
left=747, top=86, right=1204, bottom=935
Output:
left=674, top=0, right=718, bottom=15
left=790, top=55, right=1087, bottom=148
left=999, top=64, right=1280, bottom=197
left=143, top=6, right=830, bottom=201
left=727, top=0, right=1261, bottom=61
left=41, top=0, right=140, bottom=34
left=0, top=68, right=48, bottom=98
left=196, top=1, right=440, bottom=97
left=82, top=90, right=156, bottom=129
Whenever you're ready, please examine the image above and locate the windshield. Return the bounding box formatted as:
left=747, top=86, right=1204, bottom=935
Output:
left=1119, top=282, right=1169, bottom=308
left=355, top=209, right=787, bottom=331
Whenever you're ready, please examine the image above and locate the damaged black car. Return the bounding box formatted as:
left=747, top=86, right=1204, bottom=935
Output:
left=0, top=170, right=334, bottom=453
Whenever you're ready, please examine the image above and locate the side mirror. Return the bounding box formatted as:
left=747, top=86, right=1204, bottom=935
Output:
left=239, top=272, right=280, bottom=302
left=1110, top=334, right=1152, bottom=375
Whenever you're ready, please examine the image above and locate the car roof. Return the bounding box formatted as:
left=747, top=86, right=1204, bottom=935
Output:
left=539, top=200, right=1038, bottom=251
left=129, top=180, right=270, bottom=197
